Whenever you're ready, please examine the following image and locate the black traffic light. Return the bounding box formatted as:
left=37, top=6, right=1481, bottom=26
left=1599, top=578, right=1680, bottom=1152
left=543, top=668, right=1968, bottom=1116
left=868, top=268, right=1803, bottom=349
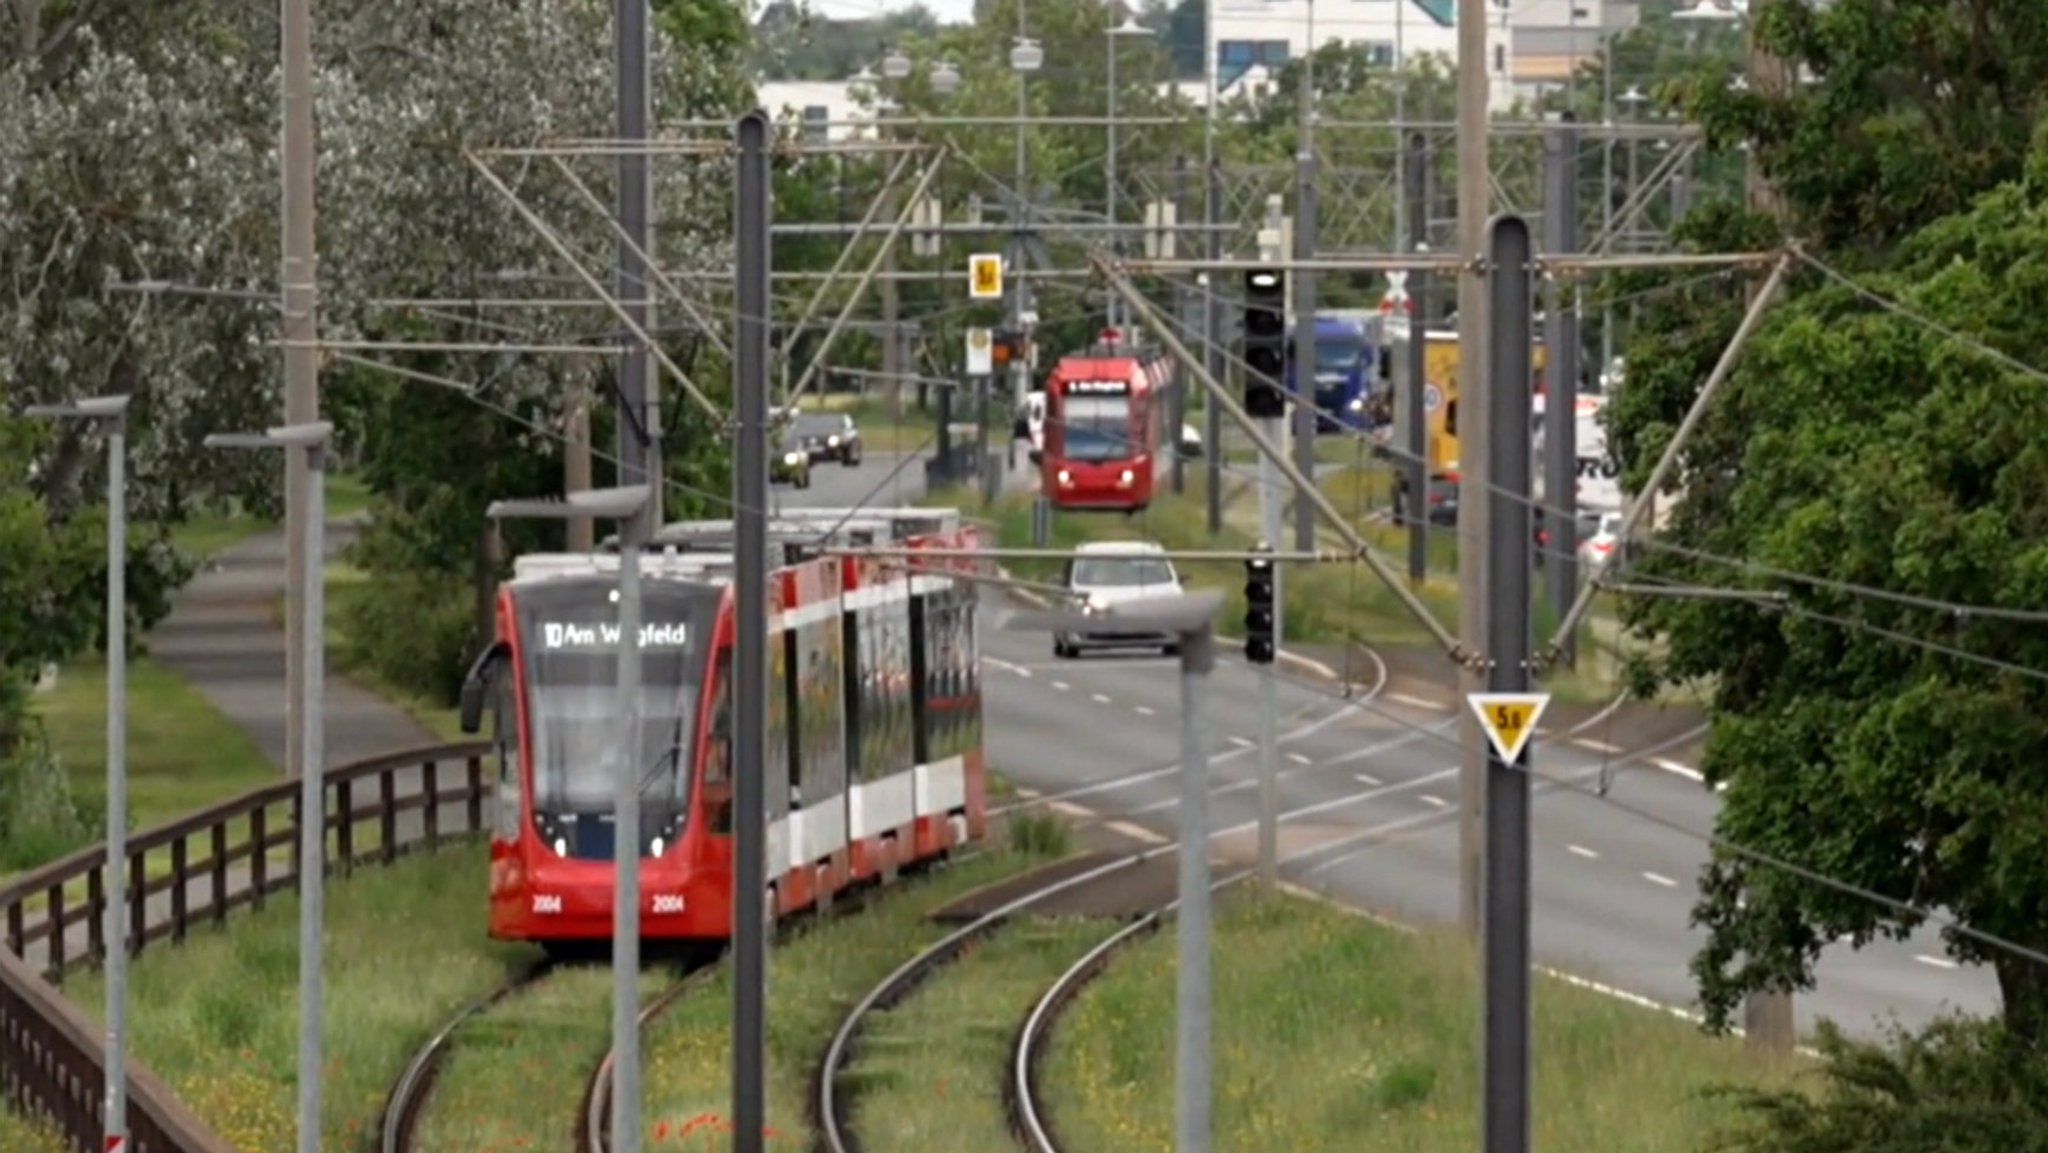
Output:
left=1242, top=268, right=1287, bottom=419
left=1243, top=550, right=1276, bottom=664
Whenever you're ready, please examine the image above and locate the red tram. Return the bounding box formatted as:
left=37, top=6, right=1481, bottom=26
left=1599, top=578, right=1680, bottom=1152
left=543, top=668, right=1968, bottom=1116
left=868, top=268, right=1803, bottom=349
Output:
left=1040, top=335, right=1173, bottom=513
left=458, top=509, right=989, bottom=949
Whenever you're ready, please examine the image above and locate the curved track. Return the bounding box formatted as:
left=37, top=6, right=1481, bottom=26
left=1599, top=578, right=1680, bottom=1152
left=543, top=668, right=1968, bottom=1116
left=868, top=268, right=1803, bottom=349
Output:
left=380, top=958, right=557, bottom=1153
left=1005, top=717, right=1713, bottom=1153
left=580, top=964, right=720, bottom=1153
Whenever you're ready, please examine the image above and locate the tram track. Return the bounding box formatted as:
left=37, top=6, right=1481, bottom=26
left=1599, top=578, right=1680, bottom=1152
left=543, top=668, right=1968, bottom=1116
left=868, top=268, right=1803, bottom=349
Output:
left=579, top=962, right=721, bottom=1153
left=379, top=957, right=558, bottom=1153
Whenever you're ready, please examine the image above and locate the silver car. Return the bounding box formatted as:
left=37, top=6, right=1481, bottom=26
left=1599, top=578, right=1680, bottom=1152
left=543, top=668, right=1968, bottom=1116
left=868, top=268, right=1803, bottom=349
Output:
left=1052, top=541, right=1184, bottom=658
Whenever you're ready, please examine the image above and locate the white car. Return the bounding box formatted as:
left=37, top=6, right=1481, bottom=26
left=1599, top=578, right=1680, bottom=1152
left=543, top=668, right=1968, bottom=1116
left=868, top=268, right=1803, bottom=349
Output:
left=1577, top=512, right=1624, bottom=572
left=1053, top=541, right=1184, bottom=659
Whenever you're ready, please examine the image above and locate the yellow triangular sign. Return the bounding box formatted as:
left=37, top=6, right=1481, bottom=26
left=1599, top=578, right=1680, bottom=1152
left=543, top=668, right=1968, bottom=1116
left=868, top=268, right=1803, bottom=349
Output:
left=1467, top=692, right=1551, bottom=764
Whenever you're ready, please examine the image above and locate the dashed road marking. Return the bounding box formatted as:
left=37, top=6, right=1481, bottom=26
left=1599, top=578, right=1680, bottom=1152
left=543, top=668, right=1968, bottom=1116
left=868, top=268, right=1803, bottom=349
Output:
left=1228, top=736, right=1255, bottom=749
left=1106, top=819, right=1169, bottom=845
left=1286, top=752, right=1312, bottom=765
left=983, top=656, right=1032, bottom=677
left=1389, top=692, right=1450, bottom=711
left=1013, top=786, right=1042, bottom=800
left=1419, top=794, right=1448, bottom=808
left=1567, top=844, right=1599, bottom=859
left=1051, top=680, right=1071, bottom=692
left=1915, top=954, right=1957, bottom=970
left=1575, top=738, right=1622, bottom=754
left=1642, top=871, right=1679, bottom=888
left=1133, top=705, right=1155, bottom=716
left=1090, top=693, right=1112, bottom=704
left=1355, top=773, right=1381, bottom=786
left=1046, top=800, right=1094, bottom=819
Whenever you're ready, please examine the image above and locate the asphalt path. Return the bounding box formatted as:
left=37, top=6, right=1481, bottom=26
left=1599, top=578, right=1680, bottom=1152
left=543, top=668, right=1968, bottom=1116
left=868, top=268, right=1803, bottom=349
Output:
left=975, top=597, right=2002, bottom=1040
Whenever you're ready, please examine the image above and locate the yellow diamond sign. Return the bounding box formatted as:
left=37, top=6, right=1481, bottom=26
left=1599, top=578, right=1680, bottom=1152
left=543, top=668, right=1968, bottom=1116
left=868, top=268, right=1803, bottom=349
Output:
left=969, top=252, right=1004, bottom=299
left=1467, top=692, right=1551, bottom=764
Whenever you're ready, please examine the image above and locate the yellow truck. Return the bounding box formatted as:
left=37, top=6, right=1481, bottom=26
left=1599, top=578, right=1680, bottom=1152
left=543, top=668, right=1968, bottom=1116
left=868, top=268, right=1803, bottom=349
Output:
left=1416, top=327, right=1548, bottom=473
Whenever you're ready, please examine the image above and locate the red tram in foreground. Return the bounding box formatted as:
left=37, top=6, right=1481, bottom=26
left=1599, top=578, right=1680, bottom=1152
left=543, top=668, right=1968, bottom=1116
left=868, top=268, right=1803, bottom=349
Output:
left=1040, top=334, right=1173, bottom=513
left=458, top=508, right=989, bottom=949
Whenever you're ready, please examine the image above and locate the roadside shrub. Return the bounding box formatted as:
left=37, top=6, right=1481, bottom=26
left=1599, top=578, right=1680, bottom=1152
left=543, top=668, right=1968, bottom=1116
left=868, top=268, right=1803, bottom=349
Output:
left=339, top=567, right=478, bottom=707
left=0, top=725, right=90, bottom=872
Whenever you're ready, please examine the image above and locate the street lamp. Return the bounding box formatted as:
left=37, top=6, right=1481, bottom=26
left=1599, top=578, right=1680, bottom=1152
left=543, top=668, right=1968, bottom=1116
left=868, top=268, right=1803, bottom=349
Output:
left=1106, top=16, right=1155, bottom=328
left=1010, top=36, right=1044, bottom=72
left=1005, top=589, right=1222, bottom=1153
left=1010, top=34, right=1044, bottom=411
left=202, top=420, right=331, bottom=1153
left=23, top=393, right=132, bottom=1153
left=485, top=484, right=654, bottom=1153
left=881, top=48, right=912, bottom=80
left=931, top=60, right=961, bottom=96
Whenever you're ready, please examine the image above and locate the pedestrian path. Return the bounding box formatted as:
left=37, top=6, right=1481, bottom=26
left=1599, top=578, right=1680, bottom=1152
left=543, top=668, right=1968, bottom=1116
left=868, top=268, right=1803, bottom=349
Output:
left=149, top=514, right=438, bottom=770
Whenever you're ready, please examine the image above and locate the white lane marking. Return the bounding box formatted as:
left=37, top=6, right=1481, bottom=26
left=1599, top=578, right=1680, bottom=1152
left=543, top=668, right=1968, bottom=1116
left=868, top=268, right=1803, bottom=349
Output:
left=1575, top=738, right=1622, bottom=754
left=1013, top=787, right=1042, bottom=800
left=1106, top=819, right=1170, bottom=845
left=1567, top=844, right=1599, bottom=859
left=1419, top=794, right=1449, bottom=808
left=1051, top=680, right=1071, bottom=692
left=1228, top=736, right=1255, bottom=748
left=1355, top=773, right=1381, bottom=786
left=983, top=656, right=1032, bottom=677
left=1091, top=693, right=1112, bottom=704
left=1133, top=705, right=1156, bottom=716
left=1286, top=752, right=1312, bottom=765
left=1389, top=692, right=1449, bottom=711
left=1643, top=871, right=1679, bottom=888
left=1046, top=800, right=1094, bottom=819
left=1915, top=954, right=1958, bottom=970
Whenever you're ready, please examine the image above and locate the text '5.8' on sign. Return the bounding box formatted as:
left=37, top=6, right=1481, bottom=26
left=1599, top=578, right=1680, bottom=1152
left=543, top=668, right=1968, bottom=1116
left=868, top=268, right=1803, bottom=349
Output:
left=1467, top=692, right=1550, bottom=764
left=969, top=253, right=1003, bottom=299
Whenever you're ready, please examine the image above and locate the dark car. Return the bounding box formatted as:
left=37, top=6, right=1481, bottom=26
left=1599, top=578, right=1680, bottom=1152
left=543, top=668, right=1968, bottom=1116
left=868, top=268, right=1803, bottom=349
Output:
left=771, top=431, right=813, bottom=488
left=792, top=412, right=862, bottom=466
left=1393, top=471, right=1460, bottom=528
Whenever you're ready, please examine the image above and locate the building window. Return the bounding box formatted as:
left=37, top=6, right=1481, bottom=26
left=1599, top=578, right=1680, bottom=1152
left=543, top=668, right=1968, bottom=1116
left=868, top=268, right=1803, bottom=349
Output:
left=1218, top=39, right=1290, bottom=86
left=1493, top=44, right=1504, bottom=72
left=1363, top=41, right=1395, bottom=67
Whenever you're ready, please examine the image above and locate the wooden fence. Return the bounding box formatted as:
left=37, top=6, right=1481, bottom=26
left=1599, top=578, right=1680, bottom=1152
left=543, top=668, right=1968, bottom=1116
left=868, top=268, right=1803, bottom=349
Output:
left=0, top=741, right=491, bottom=1153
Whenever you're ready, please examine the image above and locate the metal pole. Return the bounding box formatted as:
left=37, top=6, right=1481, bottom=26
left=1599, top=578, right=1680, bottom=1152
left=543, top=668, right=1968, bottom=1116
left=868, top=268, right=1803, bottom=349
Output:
left=615, top=0, right=659, bottom=545
left=979, top=374, right=997, bottom=504
left=1454, top=0, right=1492, bottom=943
left=1542, top=117, right=1581, bottom=665
left=279, top=0, right=319, bottom=784
left=1203, top=162, right=1225, bottom=536
left=612, top=533, right=644, bottom=1153
left=1481, top=213, right=1535, bottom=1153
left=732, top=108, right=772, bottom=1153
left=1107, top=32, right=1119, bottom=331
left=1291, top=82, right=1319, bottom=553
left=1403, top=133, right=1429, bottom=587
left=1170, top=154, right=1190, bottom=497
left=1174, top=620, right=1216, bottom=1153
left=103, top=418, right=128, bottom=1153
left=295, top=440, right=326, bottom=1153
left=1013, top=32, right=1031, bottom=412
left=1256, top=209, right=1284, bottom=889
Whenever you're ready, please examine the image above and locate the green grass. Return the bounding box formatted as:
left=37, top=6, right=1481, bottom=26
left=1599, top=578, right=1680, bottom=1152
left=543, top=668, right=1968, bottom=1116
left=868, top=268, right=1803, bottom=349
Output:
left=169, top=475, right=371, bottom=564
left=639, top=849, right=1056, bottom=1148
left=847, top=917, right=1107, bottom=1151
left=318, top=561, right=466, bottom=742
left=1042, top=891, right=1804, bottom=1153
left=8, top=656, right=277, bottom=874
left=0, top=1107, right=69, bottom=1153
left=63, top=841, right=534, bottom=1153
left=414, top=963, right=679, bottom=1153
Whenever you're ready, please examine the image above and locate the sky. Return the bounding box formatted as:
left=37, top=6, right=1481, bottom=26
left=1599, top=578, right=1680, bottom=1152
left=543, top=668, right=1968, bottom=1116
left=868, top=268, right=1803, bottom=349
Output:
left=805, top=0, right=980, bottom=26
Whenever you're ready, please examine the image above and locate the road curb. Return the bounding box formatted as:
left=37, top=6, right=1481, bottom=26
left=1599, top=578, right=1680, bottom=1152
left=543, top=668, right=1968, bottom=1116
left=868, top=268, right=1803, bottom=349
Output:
left=993, top=567, right=1342, bottom=683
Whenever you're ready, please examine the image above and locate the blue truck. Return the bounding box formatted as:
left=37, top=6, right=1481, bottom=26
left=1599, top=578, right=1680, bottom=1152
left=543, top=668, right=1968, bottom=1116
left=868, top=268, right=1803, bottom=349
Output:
left=1285, top=312, right=1380, bottom=432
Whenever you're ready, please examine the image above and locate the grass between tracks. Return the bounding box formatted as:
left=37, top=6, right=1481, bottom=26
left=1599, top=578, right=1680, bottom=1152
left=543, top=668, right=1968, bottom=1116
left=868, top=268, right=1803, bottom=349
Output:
left=637, top=846, right=1061, bottom=1149
left=61, top=841, right=534, bottom=1152
left=1041, top=891, right=1804, bottom=1153
left=845, top=916, right=1108, bottom=1151
left=0, top=1107, right=69, bottom=1153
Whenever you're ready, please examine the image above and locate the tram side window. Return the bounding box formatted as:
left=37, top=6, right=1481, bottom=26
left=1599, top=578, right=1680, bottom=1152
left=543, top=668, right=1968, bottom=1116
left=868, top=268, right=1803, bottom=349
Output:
left=766, top=629, right=793, bottom=820
left=706, top=649, right=734, bottom=834
left=842, top=613, right=865, bottom=784
left=961, top=589, right=983, bottom=751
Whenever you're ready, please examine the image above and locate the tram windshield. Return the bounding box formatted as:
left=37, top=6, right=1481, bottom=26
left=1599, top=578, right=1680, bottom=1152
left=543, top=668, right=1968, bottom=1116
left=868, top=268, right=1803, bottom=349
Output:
left=1057, top=395, right=1134, bottom=461
left=513, top=579, right=719, bottom=816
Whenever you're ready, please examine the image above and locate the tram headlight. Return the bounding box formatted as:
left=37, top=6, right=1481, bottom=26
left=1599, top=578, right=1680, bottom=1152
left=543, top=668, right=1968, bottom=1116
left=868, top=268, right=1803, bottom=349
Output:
left=552, top=837, right=568, bottom=857
left=650, top=836, right=665, bottom=857
left=1056, top=469, right=1072, bottom=485
left=1118, top=468, right=1134, bottom=486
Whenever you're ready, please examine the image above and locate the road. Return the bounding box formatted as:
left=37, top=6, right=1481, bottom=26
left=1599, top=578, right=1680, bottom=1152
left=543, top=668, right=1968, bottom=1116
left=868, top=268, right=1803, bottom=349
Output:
left=974, top=598, right=2002, bottom=1040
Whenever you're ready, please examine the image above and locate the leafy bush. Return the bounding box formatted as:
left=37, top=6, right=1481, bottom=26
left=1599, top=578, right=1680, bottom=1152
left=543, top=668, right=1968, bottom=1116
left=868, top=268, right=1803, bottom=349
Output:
left=0, top=725, right=90, bottom=872
left=337, top=568, right=479, bottom=708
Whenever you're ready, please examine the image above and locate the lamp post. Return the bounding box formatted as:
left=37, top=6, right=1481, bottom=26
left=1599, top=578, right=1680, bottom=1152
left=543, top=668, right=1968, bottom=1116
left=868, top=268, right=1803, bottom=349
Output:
left=1005, top=589, right=1223, bottom=1153
left=202, top=420, right=332, bottom=1153
left=1010, top=34, right=1044, bottom=410
left=484, top=484, right=654, bottom=1153
left=24, top=393, right=132, bottom=1153
left=1106, top=16, right=1154, bottom=329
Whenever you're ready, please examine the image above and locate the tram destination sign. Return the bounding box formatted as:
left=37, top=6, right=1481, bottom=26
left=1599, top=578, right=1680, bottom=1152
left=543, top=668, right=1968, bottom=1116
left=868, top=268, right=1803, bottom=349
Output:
left=1066, top=379, right=1129, bottom=395
left=541, top=621, right=691, bottom=650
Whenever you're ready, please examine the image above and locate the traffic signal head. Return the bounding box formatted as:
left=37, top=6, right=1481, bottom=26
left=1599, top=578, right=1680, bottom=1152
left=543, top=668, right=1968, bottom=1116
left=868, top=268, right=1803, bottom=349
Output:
left=1241, top=268, right=1288, bottom=420
left=1242, top=552, right=1276, bottom=664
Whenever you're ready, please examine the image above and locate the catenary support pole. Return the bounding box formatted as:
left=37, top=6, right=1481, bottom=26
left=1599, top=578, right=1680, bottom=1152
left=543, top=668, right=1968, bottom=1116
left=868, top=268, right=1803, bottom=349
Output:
left=104, top=411, right=130, bottom=1153
left=1171, top=154, right=1190, bottom=496
left=1481, top=213, right=1535, bottom=1153
left=296, top=436, right=327, bottom=1153
left=1175, top=618, right=1216, bottom=1153
left=612, top=528, right=644, bottom=1153
left=280, top=0, right=320, bottom=785
left=1542, top=116, right=1581, bottom=665
left=1455, top=0, right=1493, bottom=942
left=1257, top=203, right=1286, bottom=883
left=614, top=0, right=659, bottom=544
left=1403, top=132, right=1429, bottom=587
left=732, top=108, right=773, bottom=1153
left=1291, top=142, right=1319, bottom=552
left=1204, top=161, right=1225, bottom=536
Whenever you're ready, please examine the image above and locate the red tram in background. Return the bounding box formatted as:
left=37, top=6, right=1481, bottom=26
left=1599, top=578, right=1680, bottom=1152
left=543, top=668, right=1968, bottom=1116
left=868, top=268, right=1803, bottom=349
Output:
left=458, top=508, right=989, bottom=951
left=1040, top=333, right=1173, bottom=513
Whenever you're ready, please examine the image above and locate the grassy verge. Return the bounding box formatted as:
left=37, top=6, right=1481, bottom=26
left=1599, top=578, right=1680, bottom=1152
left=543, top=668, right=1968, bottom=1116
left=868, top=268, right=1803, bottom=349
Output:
left=847, top=917, right=1107, bottom=1150
left=63, top=841, right=535, bottom=1152
left=319, top=561, right=466, bottom=742
left=0, top=1109, right=69, bottom=1153
left=415, top=963, right=678, bottom=1153
left=639, top=847, right=1058, bottom=1148
left=1042, top=892, right=1803, bottom=1153
left=169, top=475, right=371, bottom=564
